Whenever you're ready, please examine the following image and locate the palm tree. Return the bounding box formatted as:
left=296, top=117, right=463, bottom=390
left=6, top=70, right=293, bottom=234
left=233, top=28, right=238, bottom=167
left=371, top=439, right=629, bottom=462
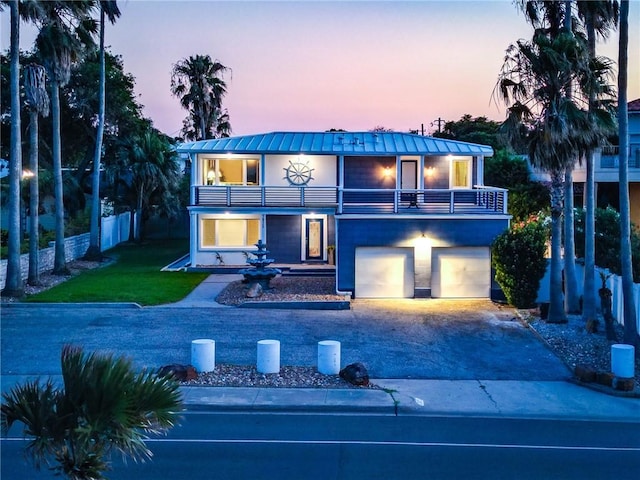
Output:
left=1, top=0, right=24, bottom=298
left=85, top=0, right=121, bottom=261
left=170, top=54, right=230, bottom=140
left=497, top=4, right=601, bottom=323
left=1, top=345, right=182, bottom=479
left=24, top=63, right=50, bottom=285
left=576, top=0, right=619, bottom=328
left=109, top=128, right=180, bottom=242
left=34, top=1, right=97, bottom=274
left=616, top=0, right=639, bottom=346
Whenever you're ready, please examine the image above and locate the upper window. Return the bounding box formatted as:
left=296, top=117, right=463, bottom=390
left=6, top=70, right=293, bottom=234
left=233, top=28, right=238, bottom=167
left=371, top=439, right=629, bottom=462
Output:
left=203, top=158, right=259, bottom=185
left=451, top=159, right=471, bottom=188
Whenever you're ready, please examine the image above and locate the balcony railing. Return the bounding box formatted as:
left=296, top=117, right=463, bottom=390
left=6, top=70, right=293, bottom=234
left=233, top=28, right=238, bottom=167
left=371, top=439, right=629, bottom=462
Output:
left=193, top=185, right=508, bottom=215
left=600, top=145, right=640, bottom=169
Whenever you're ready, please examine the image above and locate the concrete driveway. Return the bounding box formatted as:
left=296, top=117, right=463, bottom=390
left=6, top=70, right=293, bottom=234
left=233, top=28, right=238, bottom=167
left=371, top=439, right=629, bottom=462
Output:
left=1, top=299, right=570, bottom=383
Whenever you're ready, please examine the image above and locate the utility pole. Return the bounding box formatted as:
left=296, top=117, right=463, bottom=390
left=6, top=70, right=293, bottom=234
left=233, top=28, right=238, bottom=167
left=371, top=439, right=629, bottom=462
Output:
left=431, top=117, right=446, bottom=133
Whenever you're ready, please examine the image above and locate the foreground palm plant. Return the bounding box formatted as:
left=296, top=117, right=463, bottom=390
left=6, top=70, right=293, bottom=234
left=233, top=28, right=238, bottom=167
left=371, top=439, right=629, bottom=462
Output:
left=1, top=346, right=182, bottom=479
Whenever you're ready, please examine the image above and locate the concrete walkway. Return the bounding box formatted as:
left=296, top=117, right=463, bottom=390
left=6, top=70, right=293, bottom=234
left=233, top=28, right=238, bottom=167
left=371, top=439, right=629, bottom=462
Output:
left=2, top=275, right=639, bottom=421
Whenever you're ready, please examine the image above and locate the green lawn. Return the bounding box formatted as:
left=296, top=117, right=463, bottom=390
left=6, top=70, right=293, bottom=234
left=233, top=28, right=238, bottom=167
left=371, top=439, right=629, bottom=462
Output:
left=26, top=239, right=209, bottom=306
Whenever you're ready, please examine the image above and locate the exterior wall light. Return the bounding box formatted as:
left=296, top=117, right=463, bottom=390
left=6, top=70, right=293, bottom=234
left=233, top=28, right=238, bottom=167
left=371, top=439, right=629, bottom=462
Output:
left=383, top=166, right=392, bottom=178
left=425, top=167, right=435, bottom=178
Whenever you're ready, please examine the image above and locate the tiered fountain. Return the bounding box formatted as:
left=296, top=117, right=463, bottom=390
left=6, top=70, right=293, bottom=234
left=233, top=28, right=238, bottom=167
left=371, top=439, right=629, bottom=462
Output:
left=239, top=240, right=281, bottom=289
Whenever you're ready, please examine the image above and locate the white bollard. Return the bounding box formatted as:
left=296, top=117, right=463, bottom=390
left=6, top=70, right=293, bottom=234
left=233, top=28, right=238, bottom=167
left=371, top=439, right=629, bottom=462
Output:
left=257, top=340, right=280, bottom=374
left=191, top=339, right=215, bottom=373
left=611, top=344, right=635, bottom=378
left=318, top=340, right=341, bottom=375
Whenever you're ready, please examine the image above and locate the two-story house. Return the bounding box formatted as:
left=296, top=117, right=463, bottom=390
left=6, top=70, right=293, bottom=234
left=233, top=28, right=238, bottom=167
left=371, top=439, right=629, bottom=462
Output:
left=177, top=131, right=510, bottom=299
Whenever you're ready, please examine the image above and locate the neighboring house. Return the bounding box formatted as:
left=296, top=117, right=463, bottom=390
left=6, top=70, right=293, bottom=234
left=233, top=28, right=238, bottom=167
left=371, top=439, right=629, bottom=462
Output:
left=530, top=98, right=640, bottom=226
left=177, top=131, right=510, bottom=299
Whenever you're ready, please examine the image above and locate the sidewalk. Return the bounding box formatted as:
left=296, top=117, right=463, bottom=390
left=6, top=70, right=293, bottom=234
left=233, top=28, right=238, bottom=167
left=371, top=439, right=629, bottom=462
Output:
left=2, top=374, right=638, bottom=421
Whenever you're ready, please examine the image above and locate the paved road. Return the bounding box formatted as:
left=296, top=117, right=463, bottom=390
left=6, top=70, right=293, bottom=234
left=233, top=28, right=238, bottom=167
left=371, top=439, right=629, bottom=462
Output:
left=1, top=300, right=569, bottom=383
left=3, top=412, right=639, bottom=479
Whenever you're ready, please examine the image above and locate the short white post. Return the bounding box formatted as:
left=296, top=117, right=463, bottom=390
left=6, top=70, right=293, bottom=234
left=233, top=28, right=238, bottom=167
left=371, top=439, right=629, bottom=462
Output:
left=611, top=344, right=635, bottom=378
left=318, top=340, right=341, bottom=375
left=257, top=340, right=280, bottom=374
left=191, top=339, right=216, bottom=372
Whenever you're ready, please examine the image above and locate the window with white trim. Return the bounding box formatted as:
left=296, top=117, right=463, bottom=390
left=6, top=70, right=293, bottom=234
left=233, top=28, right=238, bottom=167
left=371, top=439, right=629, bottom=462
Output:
left=201, top=218, right=260, bottom=247
left=451, top=159, right=471, bottom=188
left=203, top=158, right=259, bottom=185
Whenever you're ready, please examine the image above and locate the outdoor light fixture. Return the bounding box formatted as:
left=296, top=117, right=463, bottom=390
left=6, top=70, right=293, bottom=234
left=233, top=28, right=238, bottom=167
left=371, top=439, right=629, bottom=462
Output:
left=425, top=167, right=435, bottom=177
left=21, top=169, right=34, bottom=179
left=383, top=166, right=392, bottom=178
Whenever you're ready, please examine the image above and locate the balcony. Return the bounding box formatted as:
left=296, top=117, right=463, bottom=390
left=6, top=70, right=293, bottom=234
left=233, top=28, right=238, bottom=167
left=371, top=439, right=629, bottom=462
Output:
left=193, top=185, right=508, bottom=215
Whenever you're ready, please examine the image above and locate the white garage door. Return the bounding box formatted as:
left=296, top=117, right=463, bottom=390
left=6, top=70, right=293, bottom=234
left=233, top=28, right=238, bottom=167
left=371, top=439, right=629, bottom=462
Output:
left=431, top=247, right=491, bottom=298
left=355, top=247, right=414, bottom=298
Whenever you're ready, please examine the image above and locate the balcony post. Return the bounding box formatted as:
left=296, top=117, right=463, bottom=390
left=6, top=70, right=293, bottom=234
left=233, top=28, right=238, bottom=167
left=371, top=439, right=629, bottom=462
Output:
left=450, top=191, right=454, bottom=213
left=337, top=188, right=343, bottom=214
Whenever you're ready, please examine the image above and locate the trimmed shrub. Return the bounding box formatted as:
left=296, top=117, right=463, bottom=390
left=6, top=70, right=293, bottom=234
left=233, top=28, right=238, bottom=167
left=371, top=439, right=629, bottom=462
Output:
left=492, top=214, right=549, bottom=308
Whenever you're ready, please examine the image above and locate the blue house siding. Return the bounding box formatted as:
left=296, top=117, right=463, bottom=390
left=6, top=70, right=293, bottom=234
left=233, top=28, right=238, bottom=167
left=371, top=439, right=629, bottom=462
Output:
left=265, top=215, right=301, bottom=263
left=344, top=156, right=396, bottom=203
left=336, top=217, right=509, bottom=292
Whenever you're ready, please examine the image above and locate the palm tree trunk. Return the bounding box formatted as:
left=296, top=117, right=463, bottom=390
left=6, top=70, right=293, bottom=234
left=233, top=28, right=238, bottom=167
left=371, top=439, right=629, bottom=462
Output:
left=617, top=0, right=639, bottom=346
left=3, top=0, right=24, bottom=297
left=582, top=148, right=597, bottom=324
left=563, top=168, right=580, bottom=313
left=51, top=79, right=68, bottom=275
left=86, top=9, right=106, bottom=261
left=548, top=170, right=568, bottom=323
left=27, top=111, right=40, bottom=285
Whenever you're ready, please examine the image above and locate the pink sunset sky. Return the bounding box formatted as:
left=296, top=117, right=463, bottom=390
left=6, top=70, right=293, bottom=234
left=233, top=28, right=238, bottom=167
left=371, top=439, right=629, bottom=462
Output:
left=3, top=0, right=639, bottom=138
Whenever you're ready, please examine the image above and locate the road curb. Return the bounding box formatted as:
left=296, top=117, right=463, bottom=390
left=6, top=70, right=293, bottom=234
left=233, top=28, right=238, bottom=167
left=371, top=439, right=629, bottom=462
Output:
left=1, top=302, right=142, bottom=309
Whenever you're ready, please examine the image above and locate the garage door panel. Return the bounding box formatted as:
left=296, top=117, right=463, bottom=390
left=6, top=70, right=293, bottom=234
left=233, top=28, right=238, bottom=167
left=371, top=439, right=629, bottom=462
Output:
left=432, top=247, right=490, bottom=298
left=355, top=247, right=414, bottom=298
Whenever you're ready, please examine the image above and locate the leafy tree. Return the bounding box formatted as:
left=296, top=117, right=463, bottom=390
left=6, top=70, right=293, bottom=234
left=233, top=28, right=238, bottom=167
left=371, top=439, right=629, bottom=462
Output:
left=574, top=206, right=640, bottom=282
left=492, top=214, right=549, bottom=308
left=433, top=114, right=508, bottom=151
left=484, top=150, right=550, bottom=222
left=1, top=345, right=182, bottom=480
left=86, top=0, right=121, bottom=261
left=171, top=54, right=231, bottom=140
left=616, top=0, right=638, bottom=345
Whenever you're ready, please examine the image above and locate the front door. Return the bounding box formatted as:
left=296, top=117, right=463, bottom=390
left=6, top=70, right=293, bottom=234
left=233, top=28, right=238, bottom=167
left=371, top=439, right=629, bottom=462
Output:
left=304, top=217, right=324, bottom=261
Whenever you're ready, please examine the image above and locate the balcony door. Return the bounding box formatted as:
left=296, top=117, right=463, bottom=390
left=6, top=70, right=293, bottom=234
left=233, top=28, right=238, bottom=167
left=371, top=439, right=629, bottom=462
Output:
left=401, top=160, right=418, bottom=205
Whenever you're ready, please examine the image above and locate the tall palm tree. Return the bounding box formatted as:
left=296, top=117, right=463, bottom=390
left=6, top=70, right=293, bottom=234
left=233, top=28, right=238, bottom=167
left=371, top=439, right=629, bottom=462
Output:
left=1, top=345, right=182, bottom=479
left=85, top=0, right=120, bottom=261
left=497, top=4, right=602, bottom=323
left=576, top=0, right=619, bottom=327
left=616, top=0, right=639, bottom=346
left=34, top=1, right=97, bottom=274
left=1, top=0, right=24, bottom=297
left=170, top=54, right=230, bottom=140
left=24, top=63, right=50, bottom=285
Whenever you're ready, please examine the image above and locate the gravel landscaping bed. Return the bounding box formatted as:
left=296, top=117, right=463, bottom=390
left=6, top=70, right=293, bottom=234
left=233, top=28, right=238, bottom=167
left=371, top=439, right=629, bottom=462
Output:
left=523, top=311, right=640, bottom=390
left=215, top=276, right=347, bottom=306
left=182, top=364, right=377, bottom=389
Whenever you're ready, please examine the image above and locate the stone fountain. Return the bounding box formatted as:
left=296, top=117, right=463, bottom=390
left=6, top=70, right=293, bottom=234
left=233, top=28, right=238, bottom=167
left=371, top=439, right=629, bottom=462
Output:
left=239, top=240, right=281, bottom=290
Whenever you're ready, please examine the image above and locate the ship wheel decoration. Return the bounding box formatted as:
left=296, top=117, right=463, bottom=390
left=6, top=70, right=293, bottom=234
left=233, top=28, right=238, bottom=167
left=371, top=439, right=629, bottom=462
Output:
left=284, top=159, right=314, bottom=186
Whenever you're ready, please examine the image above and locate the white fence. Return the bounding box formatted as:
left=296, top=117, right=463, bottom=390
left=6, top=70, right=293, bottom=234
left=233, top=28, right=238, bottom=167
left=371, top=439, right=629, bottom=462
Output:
left=536, top=261, right=640, bottom=331
left=0, top=212, right=134, bottom=290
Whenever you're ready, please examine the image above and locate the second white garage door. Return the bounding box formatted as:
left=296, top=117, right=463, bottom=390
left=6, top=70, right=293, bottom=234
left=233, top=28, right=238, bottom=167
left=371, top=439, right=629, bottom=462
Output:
left=355, top=247, right=415, bottom=298
left=431, top=247, right=491, bottom=298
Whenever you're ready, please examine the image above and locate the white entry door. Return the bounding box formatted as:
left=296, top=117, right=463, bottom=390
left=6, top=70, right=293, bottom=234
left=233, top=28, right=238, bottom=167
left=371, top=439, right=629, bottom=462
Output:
left=355, top=247, right=415, bottom=298
left=431, top=247, right=491, bottom=298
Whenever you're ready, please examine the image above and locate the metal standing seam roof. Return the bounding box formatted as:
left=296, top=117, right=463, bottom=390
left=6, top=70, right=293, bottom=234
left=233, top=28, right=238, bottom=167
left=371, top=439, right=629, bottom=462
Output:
left=177, top=131, right=494, bottom=156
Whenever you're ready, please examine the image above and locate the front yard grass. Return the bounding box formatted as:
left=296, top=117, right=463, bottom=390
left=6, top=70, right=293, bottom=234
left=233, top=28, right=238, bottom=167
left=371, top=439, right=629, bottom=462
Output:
left=26, top=239, right=208, bottom=306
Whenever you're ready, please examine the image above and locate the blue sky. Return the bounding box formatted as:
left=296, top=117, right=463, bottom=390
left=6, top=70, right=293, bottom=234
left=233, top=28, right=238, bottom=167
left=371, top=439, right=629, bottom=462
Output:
left=2, top=0, right=639, bottom=137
